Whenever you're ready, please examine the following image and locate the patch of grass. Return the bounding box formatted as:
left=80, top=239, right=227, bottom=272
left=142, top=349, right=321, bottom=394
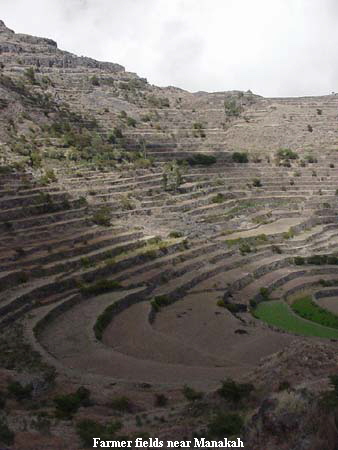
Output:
left=291, top=295, right=338, bottom=329
left=255, top=300, right=338, bottom=338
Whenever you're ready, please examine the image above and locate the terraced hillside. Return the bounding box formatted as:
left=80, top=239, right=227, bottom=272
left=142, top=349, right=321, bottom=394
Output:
left=2, top=20, right=338, bottom=449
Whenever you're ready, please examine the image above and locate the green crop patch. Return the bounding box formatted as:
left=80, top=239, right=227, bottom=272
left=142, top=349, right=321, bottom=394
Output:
left=291, top=295, right=338, bottom=329
left=255, top=300, right=338, bottom=338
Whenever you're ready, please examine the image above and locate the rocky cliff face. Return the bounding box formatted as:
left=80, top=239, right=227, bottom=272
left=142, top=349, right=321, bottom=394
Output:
left=0, top=19, right=124, bottom=71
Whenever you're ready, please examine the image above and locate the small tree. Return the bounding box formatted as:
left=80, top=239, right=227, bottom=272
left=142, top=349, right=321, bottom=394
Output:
left=162, top=160, right=182, bottom=191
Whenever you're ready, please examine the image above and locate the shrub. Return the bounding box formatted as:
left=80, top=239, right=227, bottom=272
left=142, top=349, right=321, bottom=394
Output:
left=330, top=163, right=335, bottom=168
left=162, top=160, right=183, bottom=191
left=0, top=419, right=14, bottom=446
left=239, top=242, right=251, bottom=255
left=217, top=378, right=254, bottom=402
left=54, top=387, right=91, bottom=419
left=110, top=396, right=133, bottom=413
left=154, top=394, right=168, bottom=407
left=92, top=207, right=111, bottom=226
left=80, top=257, right=92, bottom=268
left=0, top=392, right=6, bottom=409
left=151, top=295, right=171, bottom=311
left=192, top=122, right=206, bottom=137
left=232, top=152, right=248, bottom=163
left=272, top=245, right=282, bottom=254
left=307, top=124, right=313, bottom=132
left=182, top=385, right=203, bottom=401
left=252, top=178, right=262, bottom=187
left=306, top=155, right=318, bottom=163
left=283, top=228, right=295, bottom=240
left=259, top=287, right=270, bottom=301
left=317, top=108, right=322, bottom=115
left=127, top=117, right=137, bottom=127
left=276, top=148, right=298, bottom=161
left=30, top=151, right=42, bottom=168
left=211, top=193, right=226, bottom=203
left=294, top=256, right=305, bottom=265
left=8, top=381, right=33, bottom=401
left=76, top=419, right=122, bottom=448
left=80, top=279, right=121, bottom=296
left=90, top=75, right=100, bottom=86
left=224, top=98, right=242, bottom=117
left=278, top=381, right=291, bottom=391
left=207, top=412, right=243, bottom=438
left=225, top=303, right=247, bottom=313
left=24, top=67, right=36, bottom=84
left=187, top=153, right=216, bottom=166
left=168, top=231, right=183, bottom=238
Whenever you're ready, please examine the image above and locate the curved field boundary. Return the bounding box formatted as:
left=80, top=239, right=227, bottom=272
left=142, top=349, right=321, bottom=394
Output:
left=255, top=300, right=338, bottom=339
left=291, top=295, right=338, bottom=329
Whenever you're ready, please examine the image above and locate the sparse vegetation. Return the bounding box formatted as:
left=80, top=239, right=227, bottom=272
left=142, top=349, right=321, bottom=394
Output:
left=187, top=153, right=217, bottom=166
left=232, top=152, right=248, bottom=163
left=182, top=385, right=203, bottom=401
left=80, top=279, right=121, bottom=296
left=92, top=206, right=111, bottom=226
left=54, top=387, right=91, bottom=419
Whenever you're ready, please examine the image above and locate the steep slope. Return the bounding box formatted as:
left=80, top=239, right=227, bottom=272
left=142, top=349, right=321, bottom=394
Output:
left=1, top=20, right=338, bottom=449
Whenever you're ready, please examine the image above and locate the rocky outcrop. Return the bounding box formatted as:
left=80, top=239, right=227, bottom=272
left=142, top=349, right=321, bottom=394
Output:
left=0, top=19, right=124, bottom=72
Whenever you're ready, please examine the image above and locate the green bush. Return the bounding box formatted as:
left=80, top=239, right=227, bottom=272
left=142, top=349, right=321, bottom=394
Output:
left=252, top=178, right=262, bottom=187
left=217, top=378, right=254, bottom=402
left=127, top=117, right=137, bottom=127
left=90, top=75, right=100, bottom=86
left=154, top=393, right=168, bottom=407
left=259, top=287, right=270, bottom=301
left=294, top=256, right=305, bottom=265
left=224, top=98, right=242, bottom=117
left=168, top=231, right=183, bottom=238
left=76, top=419, right=122, bottom=448
left=182, top=385, right=203, bottom=401
left=54, top=387, right=91, bottom=419
left=187, top=153, right=216, bottom=166
left=92, top=207, right=111, bottom=226
left=232, top=152, right=248, bottom=163
left=211, top=193, right=226, bottom=203
left=80, top=279, right=121, bottom=296
left=276, top=148, right=299, bottom=161
left=0, top=419, right=14, bottom=446
left=8, top=381, right=33, bottom=401
left=239, top=242, right=251, bottom=255
left=207, top=412, right=243, bottom=438
left=110, top=396, right=133, bottom=413
left=151, top=295, right=171, bottom=311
